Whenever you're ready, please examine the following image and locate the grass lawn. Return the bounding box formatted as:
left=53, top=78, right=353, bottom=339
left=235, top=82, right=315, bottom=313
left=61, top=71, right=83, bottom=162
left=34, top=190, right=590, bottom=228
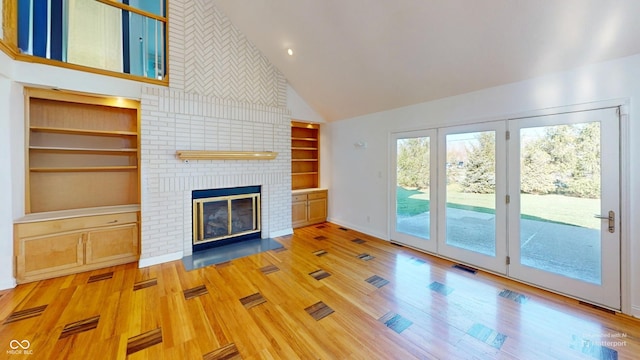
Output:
left=396, top=186, right=599, bottom=229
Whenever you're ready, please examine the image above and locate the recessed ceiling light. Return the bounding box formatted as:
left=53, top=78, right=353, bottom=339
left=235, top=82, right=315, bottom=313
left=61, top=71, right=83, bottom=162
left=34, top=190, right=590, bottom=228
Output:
left=287, top=48, right=293, bottom=56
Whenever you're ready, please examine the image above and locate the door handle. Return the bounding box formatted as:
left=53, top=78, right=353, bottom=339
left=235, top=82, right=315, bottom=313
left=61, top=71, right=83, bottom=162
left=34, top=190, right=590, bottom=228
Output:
left=594, top=211, right=615, bottom=233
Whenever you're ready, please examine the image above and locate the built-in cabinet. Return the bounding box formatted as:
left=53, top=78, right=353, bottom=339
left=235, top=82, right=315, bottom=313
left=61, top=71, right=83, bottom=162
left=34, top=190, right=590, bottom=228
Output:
left=14, top=88, right=141, bottom=284
left=292, top=189, right=328, bottom=228
left=14, top=209, right=139, bottom=283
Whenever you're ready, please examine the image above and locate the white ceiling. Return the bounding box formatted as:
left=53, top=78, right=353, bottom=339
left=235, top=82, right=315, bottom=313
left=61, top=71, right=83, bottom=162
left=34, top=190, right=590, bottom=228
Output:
left=212, top=0, right=640, bottom=122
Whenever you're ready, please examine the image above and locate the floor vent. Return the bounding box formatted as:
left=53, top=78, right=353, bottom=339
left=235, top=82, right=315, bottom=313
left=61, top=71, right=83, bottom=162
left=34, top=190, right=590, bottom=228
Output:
left=390, top=241, right=404, bottom=247
left=453, top=264, right=478, bottom=274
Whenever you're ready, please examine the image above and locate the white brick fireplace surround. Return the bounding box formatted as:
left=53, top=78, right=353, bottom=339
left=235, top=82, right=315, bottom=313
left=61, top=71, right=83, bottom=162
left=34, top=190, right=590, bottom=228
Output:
left=139, top=86, right=292, bottom=266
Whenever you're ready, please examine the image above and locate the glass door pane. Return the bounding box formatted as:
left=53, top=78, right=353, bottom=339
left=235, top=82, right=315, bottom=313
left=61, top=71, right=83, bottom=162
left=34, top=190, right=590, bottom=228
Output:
left=508, top=108, right=620, bottom=309
left=445, top=131, right=496, bottom=256
left=519, top=123, right=602, bottom=284
left=201, top=200, right=229, bottom=241
left=390, top=130, right=437, bottom=252
left=438, top=122, right=507, bottom=274
left=230, top=197, right=256, bottom=234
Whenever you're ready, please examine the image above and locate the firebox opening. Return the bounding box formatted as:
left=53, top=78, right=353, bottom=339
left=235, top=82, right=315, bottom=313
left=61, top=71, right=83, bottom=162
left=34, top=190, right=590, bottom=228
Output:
left=192, top=185, right=261, bottom=252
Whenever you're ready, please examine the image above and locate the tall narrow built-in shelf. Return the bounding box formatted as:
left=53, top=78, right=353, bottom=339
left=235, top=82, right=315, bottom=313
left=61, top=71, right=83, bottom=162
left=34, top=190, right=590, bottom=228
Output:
left=291, top=121, right=320, bottom=190
left=291, top=120, right=328, bottom=228
left=14, top=88, right=141, bottom=284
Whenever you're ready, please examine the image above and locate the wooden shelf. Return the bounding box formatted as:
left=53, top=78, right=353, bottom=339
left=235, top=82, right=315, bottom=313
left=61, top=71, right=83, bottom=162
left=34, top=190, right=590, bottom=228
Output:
left=292, top=172, right=318, bottom=176
left=292, top=159, right=318, bottom=162
left=30, top=126, right=138, bottom=137
left=176, top=150, right=278, bottom=160
left=291, top=137, right=318, bottom=142
left=30, top=146, right=138, bottom=153
left=292, top=147, right=318, bottom=150
left=31, top=166, right=138, bottom=172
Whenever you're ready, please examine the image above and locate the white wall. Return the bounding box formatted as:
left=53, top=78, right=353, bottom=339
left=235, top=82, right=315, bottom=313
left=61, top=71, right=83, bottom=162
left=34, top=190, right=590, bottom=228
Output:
left=287, top=84, right=325, bottom=123
left=0, top=75, right=16, bottom=289
left=0, top=1, right=3, bottom=40
left=326, top=54, right=640, bottom=317
left=0, top=46, right=11, bottom=78
left=0, top=49, right=15, bottom=289
left=13, top=62, right=142, bottom=100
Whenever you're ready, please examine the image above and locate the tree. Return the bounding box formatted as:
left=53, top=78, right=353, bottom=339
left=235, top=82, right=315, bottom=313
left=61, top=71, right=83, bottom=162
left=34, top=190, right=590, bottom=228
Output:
left=540, top=124, right=577, bottom=189
left=461, top=132, right=495, bottom=193
left=519, top=123, right=600, bottom=198
left=566, top=122, right=600, bottom=198
left=397, top=137, right=430, bottom=189
left=521, top=139, right=556, bottom=194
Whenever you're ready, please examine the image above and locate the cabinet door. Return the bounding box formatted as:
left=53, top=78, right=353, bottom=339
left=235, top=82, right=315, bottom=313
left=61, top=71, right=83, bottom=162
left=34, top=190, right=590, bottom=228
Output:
left=292, top=200, right=309, bottom=228
left=17, top=231, right=84, bottom=282
left=308, top=198, right=327, bottom=225
left=85, top=223, right=139, bottom=265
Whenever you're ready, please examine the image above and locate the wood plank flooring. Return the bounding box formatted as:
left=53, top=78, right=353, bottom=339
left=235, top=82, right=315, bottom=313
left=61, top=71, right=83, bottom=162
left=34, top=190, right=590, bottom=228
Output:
left=1, top=223, right=639, bottom=359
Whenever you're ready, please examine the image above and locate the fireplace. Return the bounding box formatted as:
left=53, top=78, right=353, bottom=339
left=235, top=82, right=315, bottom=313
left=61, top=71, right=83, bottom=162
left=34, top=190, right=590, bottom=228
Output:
left=192, top=186, right=261, bottom=251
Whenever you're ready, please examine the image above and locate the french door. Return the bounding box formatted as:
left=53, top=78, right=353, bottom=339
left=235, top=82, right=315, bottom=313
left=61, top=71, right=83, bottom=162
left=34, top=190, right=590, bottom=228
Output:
left=437, top=122, right=508, bottom=274
left=507, top=108, right=620, bottom=309
left=390, top=130, right=437, bottom=253
left=391, top=107, right=621, bottom=309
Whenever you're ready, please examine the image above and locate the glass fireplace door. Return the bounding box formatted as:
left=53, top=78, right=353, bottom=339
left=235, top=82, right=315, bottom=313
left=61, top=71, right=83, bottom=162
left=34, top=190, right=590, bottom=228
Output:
left=193, top=193, right=261, bottom=244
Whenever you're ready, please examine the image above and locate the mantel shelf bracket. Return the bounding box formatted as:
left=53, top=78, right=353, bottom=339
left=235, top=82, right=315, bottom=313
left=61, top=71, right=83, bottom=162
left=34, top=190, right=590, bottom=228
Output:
left=176, top=150, right=278, bottom=160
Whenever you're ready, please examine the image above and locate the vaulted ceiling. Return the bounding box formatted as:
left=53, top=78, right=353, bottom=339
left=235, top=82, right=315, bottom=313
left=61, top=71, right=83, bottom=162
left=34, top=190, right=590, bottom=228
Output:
left=212, top=0, right=640, bottom=122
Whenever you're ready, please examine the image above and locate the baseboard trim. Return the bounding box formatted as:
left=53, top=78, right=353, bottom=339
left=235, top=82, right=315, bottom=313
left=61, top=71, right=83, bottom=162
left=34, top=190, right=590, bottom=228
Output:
left=0, top=277, right=17, bottom=290
left=138, top=251, right=184, bottom=268
left=269, top=228, right=293, bottom=238
left=326, top=217, right=389, bottom=241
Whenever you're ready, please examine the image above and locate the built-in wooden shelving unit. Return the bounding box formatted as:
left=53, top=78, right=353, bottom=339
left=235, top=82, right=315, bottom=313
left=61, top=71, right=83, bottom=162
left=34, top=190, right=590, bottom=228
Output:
left=291, top=121, right=320, bottom=190
left=291, top=120, right=327, bottom=227
left=15, top=88, right=141, bottom=284
left=25, top=89, right=140, bottom=213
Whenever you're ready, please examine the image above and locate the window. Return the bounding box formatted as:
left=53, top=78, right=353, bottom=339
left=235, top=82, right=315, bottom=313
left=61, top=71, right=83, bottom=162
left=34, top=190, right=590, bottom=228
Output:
left=16, top=0, right=166, bottom=80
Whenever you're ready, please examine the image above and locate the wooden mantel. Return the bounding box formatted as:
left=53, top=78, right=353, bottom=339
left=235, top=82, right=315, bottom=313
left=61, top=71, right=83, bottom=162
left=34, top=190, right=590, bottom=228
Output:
left=176, top=150, right=278, bottom=160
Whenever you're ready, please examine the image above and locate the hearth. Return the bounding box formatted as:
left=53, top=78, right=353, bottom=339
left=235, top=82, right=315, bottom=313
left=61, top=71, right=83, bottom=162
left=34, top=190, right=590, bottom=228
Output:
left=192, top=186, right=261, bottom=251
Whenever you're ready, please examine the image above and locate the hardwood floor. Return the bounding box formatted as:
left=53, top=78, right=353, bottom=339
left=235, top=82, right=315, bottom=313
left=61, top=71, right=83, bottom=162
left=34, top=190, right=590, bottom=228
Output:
left=1, top=223, right=639, bottom=359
